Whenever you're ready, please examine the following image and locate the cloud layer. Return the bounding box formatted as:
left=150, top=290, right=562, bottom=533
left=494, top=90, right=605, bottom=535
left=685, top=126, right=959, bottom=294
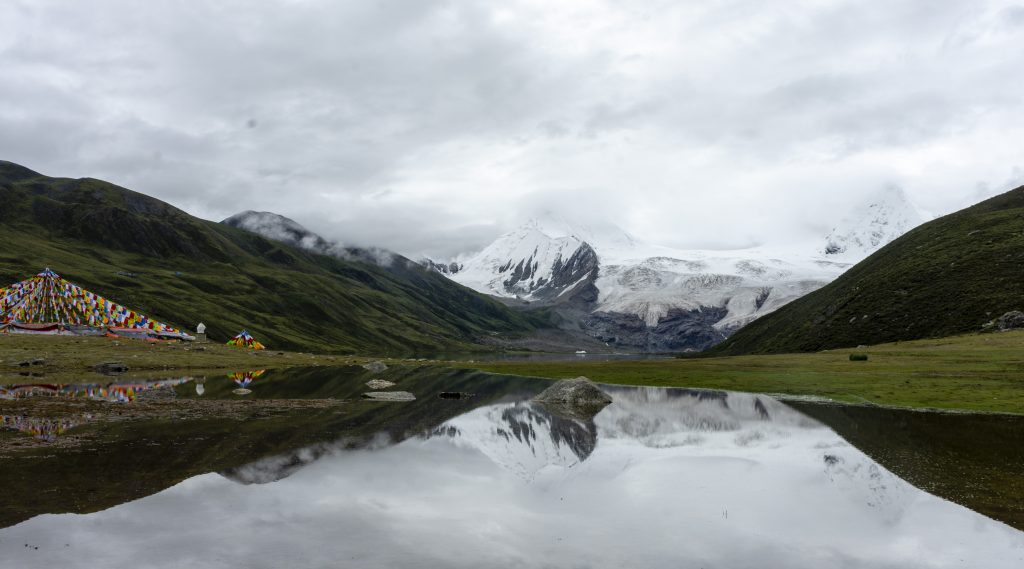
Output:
left=2, top=0, right=1023, bottom=257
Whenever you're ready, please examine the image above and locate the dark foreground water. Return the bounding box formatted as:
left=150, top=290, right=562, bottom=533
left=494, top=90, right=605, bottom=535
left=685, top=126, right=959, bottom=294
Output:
left=0, top=366, right=1022, bottom=568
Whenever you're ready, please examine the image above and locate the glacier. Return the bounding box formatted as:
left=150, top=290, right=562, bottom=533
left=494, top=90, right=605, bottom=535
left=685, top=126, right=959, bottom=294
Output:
left=426, top=191, right=929, bottom=350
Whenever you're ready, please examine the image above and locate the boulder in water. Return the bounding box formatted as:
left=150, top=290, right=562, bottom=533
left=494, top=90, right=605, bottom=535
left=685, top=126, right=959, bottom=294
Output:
left=532, top=377, right=612, bottom=419
left=362, top=361, right=388, bottom=373
left=365, top=379, right=396, bottom=389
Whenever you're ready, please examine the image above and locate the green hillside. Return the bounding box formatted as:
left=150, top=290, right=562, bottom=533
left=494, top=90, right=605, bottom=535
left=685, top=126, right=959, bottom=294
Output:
left=0, top=161, right=547, bottom=354
left=710, top=185, right=1024, bottom=355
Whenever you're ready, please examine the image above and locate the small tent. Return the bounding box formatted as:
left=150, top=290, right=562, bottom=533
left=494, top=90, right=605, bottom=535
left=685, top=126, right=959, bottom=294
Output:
left=0, top=268, right=193, bottom=340
left=226, top=330, right=265, bottom=350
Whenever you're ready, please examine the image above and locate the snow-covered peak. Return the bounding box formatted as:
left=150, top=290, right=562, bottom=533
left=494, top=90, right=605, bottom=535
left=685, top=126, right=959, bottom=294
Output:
left=523, top=212, right=639, bottom=257
left=823, top=187, right=928, bottom=259
left=448, top=219, right=599, bottom=299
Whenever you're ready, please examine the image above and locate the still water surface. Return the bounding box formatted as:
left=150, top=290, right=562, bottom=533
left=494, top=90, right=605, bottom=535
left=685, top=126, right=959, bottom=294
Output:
left=0, top=367, right=1021, bottom=568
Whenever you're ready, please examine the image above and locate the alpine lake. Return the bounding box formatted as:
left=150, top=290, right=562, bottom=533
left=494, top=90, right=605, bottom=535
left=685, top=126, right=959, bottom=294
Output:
left=1, top=364, right=1022, bottom=568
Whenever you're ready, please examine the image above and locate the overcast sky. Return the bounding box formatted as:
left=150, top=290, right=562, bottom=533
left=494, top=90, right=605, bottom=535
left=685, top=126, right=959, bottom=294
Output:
left=2, top=0, right=1024, bottom=258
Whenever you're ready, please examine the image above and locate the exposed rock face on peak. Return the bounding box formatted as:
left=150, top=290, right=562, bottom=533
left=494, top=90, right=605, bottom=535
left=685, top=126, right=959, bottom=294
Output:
left=824, top=187, right=928, bottom=258
left=435, top=219, right=601, bottom=301
left=421, top=258, right=463, bottom=275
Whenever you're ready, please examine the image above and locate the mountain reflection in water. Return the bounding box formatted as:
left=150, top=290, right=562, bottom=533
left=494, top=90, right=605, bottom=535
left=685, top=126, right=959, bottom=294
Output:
left=3, top=385, right=1019, bottom=569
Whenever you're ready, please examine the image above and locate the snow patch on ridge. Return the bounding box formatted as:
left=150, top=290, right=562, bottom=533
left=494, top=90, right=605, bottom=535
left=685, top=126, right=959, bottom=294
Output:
left=595, top=250, right=843, bottom=328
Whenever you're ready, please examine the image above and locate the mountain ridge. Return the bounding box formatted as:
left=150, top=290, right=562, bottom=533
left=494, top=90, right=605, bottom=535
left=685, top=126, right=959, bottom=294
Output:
left=0, top=160, right=547, bottom=354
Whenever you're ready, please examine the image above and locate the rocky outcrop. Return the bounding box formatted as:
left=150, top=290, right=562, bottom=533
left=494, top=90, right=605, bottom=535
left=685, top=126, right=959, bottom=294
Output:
left=983, top=310, right=1024, bottom=332
left=998, top=311, right=1024, bottom=330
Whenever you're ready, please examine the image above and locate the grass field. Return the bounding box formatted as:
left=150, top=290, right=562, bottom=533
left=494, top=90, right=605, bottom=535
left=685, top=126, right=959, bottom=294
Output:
left=0, top=334, right=354, bottom=385
left=460, top=331, right=1024, bottom=414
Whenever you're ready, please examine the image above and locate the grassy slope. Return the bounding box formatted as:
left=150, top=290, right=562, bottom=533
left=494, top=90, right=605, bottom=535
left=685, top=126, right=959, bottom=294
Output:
left=0, top=161, right=545, bottom=354
left=709, top=185, right=1024, bottom=355
left=461, top=331, right=1024, bottom=414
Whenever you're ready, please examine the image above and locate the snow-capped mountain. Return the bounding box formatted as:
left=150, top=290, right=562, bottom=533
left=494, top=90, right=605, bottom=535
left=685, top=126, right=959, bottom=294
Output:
left=424, top=196, right=926, bottom=351
left=426, top=217, right=847, bottom=350
left=823, top=187, right=929, bottom=258
left=442, top=217, right=600, bottom=300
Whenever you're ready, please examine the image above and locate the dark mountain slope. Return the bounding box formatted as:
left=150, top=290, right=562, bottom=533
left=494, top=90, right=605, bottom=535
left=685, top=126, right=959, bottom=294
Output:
left=710, top=185, right=1024, bottom=355
left=0, top=161, right=547, bottom=354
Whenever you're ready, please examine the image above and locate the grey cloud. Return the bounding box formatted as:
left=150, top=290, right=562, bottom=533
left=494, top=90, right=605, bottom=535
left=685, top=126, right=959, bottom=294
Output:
left=2, top=0, right=1023, bottom=260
